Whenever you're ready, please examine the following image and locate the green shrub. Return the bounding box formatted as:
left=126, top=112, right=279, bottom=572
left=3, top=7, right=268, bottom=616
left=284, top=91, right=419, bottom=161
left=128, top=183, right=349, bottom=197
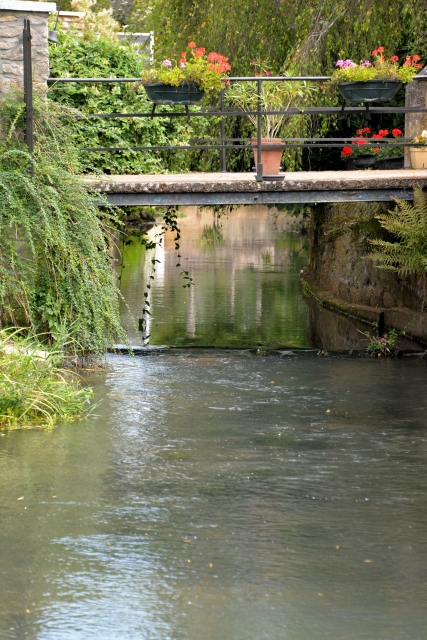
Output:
left=0, top=91, right=129, bottom=355
left=48, top=29, right=213, bottom=174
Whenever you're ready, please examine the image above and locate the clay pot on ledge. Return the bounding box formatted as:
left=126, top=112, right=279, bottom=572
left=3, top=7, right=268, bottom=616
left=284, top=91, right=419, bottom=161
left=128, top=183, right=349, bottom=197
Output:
left=251, top=138, right=284, bottom=175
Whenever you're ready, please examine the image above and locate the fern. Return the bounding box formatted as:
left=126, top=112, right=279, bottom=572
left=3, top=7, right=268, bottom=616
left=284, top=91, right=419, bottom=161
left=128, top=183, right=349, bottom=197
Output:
left=370, top=187, right=427, bottom=276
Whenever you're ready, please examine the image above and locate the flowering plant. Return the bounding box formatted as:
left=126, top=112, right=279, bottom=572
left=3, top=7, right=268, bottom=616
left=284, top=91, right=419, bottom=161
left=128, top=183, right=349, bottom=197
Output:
left=139, top=42, right=231, bottom=93
left=329, top=48, right=422, bottom=89
left=411, top=130, right=427, bottom=147
left=341, top=127, right=403, bottom=160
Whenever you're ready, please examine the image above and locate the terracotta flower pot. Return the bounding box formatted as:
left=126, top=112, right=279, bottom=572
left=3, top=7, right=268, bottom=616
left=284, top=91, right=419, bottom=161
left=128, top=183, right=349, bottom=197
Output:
left=251, top=138, right=284, bottom=175
left=410, top=148, right=427, bottom=169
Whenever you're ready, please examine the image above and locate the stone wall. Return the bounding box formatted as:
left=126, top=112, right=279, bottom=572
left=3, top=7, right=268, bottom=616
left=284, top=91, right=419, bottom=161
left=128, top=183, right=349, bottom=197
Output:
left=303, top=203, right=427, bottom=342
left=0, top=1, right=56, bottom=95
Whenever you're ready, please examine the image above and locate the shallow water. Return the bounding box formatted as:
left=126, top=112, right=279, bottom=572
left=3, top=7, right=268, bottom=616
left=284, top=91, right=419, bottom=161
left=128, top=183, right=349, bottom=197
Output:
left=2, top=207, right=427, bottom=639
left=1, top=352, right=427, bottom=639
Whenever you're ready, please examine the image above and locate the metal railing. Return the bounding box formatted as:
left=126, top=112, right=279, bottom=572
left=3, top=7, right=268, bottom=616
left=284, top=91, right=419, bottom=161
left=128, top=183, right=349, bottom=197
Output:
left=22, top=21, right=427, bottom=181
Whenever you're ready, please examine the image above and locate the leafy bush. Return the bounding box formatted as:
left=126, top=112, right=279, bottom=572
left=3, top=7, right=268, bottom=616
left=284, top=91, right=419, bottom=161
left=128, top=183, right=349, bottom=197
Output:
left=0, top=91, right=128, bottom=355
left=48, top=29, right=213, bottom=174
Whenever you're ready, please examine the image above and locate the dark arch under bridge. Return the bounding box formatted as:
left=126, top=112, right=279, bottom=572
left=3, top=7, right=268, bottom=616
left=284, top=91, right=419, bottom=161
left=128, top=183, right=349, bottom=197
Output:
left=87, top=170, right=427, bottom=207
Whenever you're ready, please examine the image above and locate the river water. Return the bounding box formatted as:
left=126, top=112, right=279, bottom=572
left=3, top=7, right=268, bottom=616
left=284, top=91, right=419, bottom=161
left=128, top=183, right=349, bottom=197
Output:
left=1, top=207, right=427, bottom=639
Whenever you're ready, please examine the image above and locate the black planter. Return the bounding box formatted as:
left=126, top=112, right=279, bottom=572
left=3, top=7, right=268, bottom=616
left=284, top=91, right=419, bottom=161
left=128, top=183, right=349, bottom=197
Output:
left=345, top=155, right=404, bottom=170
left=338, top=80, right=402, bottom=103
left=143, top=83, right=205, bottom=105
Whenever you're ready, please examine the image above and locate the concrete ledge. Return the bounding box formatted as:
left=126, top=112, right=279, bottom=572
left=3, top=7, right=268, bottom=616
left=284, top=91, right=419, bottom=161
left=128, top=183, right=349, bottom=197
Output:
left=86, top=170, right=427, bottom=194
left=0, top=1, right=56, bottom=12
left=303, top=281, right=427, bottom=344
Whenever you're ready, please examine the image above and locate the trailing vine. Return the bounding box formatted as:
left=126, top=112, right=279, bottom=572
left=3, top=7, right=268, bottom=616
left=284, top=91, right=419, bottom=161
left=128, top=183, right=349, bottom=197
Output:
left=136, top=207, right=193, bottom=341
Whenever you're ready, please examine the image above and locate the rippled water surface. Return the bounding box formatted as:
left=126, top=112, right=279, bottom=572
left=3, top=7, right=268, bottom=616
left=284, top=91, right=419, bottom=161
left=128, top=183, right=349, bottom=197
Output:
left=1, top=353, right=427, bottom=639
left=1, top=208, right=427, bottom=639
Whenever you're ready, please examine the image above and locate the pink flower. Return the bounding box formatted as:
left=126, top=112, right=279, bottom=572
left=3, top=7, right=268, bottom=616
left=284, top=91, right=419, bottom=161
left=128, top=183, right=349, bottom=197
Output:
left=361, top=60, right=372, bottom=67
left=162, top=59, right=172, bottom=67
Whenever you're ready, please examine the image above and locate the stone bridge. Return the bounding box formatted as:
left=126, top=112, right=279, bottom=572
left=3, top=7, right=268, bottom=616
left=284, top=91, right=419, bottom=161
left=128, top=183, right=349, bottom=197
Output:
left=87, top=170, right=427, bottom=206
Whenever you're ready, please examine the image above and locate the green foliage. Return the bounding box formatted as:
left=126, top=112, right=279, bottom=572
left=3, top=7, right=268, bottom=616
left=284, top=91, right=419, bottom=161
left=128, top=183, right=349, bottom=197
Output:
left=0, top=91, right=129, bottom=356
left=370, top=188, right=427, bottom=277
left=48, top=29, right=209, bottom=174
left=360, top=326, right=402, bottom=356
left=0, top=329, right=93, bottom=429
left=226, top=68, right=316, bottom=139
left=143, top=0, right=423, bottom=76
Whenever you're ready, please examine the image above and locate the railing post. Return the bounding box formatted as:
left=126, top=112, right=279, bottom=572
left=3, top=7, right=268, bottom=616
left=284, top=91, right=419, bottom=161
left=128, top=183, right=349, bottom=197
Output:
left=220, top=88, right=227, bottom=172
left=23, top=18, right=34, bottom=157
left=256, top=78, right=263, bottom=182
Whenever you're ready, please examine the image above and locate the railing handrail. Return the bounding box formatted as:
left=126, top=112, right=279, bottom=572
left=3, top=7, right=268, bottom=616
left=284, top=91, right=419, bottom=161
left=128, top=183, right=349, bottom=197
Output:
left=47, top=74, right=427, bottom=83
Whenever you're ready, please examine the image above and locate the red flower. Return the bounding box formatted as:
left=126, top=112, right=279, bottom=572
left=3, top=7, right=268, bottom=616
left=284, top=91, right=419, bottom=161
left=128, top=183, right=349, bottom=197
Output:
left=377, top=46, right=385, bottom=53
left=181, top=51, right=187, bottom=57
left=413, top=54, right=421, bottom=62
left=414, top=63, right=423, bottom=69
left=378, top=129, right=389, bottom=137
left=342, top=146, right=352, bottom=156
left=374, top=147, right=380, bottom=153
left=179, top=58, right=186, bottom=65
left=188, top=41, right=196, bottom=49
left=371, top=134, right=382, bottom=139
left=390, top=55, right=399, bottom=62
left=363, top=127, right=371, bottom=133
left=194, top=47, right=206, bottom=58
left=372, top=49, right=378, bottom=56
left=392, top=128, right=403, bottom=136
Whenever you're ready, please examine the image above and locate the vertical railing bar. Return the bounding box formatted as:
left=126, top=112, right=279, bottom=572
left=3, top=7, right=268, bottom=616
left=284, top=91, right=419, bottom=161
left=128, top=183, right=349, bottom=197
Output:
left=220, top=88, right=226, bottom=172
left=256, top=78, right=263, bottom=182
left=23, top=18, right=34, bottom=167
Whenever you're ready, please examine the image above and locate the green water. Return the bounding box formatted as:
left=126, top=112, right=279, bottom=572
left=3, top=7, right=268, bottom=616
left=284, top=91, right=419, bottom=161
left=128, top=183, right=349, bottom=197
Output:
left=1, top=207, right=427, bottom=639
left=118, top=206, right=310, bottom=348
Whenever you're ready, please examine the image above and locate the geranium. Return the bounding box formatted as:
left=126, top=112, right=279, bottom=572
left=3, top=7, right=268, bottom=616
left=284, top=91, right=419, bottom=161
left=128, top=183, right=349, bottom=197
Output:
left=140, top=42, right=231, bottom=94
left=341, top=127, right=404, bottom=161
left=330, top=47, right=423, bottom=91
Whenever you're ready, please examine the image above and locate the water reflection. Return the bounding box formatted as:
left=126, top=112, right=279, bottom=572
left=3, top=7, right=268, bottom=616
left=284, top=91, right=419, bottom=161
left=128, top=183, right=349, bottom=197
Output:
left=118, top=206, right=310, bottom=348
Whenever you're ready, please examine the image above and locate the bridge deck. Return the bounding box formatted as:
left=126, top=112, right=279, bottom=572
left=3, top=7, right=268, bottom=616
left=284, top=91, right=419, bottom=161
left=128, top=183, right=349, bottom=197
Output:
left=87, top=170, right=427, bottom=206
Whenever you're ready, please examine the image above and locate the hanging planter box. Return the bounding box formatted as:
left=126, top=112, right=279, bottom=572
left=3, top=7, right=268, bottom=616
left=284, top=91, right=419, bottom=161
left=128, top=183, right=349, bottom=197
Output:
left=338, top=80, right=402, bottom=103
left=143, top=83, right=205, bottom=105
left=345, top=155, right=404, bottom=170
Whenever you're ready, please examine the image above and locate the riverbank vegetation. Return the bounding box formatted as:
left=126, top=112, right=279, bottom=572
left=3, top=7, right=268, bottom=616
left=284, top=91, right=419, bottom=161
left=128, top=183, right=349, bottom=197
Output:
left=0, top=93, right=128, bottom=357
left=0, top=330, right=93, bottom=430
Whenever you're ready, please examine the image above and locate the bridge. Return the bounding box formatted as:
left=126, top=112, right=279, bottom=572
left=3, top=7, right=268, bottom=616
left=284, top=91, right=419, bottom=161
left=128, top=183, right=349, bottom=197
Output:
left=17, top=19, right=427, bottom=206
left=87, top=170, right=427, bottom=206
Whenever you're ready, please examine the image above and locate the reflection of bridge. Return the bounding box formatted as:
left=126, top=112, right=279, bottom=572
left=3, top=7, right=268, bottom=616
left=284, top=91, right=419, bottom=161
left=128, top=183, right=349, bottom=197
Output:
left=88, top=170, right=427, bottom=206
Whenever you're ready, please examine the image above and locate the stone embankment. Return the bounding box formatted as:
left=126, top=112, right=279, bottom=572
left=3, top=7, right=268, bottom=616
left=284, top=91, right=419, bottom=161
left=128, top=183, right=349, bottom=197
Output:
left=303, top=203, right=427, bottom=344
